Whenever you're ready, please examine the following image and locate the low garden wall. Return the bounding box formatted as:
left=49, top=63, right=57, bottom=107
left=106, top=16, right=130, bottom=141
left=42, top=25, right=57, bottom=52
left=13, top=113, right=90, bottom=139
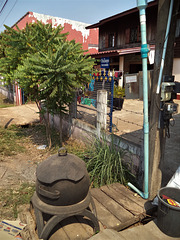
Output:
left=48, top=111, right=144, bottom=187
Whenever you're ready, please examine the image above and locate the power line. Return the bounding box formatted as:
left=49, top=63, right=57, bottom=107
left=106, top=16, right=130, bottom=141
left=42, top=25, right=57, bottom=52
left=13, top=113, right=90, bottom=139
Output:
left=0, top=0, right=5, bottom=9
left=1, top=0, right=18, bottom=26
left=0, top=0, right=9, bottom=15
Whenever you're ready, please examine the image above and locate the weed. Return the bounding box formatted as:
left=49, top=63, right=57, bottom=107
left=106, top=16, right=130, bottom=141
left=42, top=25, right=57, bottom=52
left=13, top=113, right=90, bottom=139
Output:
left=63, top=138, right=88, bottom=157
left=1, top=183, right=35, bottom=219
left=0, top=126, right=26, bottom=156
left=0, top=123, right=62, bottom=157
left=84, top=136, right=133, bottom=187
left=62, top=136, right=134, bottom=188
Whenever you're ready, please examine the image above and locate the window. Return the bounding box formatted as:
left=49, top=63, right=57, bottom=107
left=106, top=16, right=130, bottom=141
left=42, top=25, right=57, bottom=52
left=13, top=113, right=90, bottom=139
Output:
left=175, top=19, right=180, bottom=38
left=125, top=27, right=139, bottom=44
left=108, top=33, right=116, bottom=48
left=130, top=28, right=138, bottom=43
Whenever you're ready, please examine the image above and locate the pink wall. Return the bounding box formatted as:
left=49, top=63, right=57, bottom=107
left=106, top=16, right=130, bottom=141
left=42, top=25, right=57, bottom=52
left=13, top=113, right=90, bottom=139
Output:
left=13, top=12, right=98, bottom=54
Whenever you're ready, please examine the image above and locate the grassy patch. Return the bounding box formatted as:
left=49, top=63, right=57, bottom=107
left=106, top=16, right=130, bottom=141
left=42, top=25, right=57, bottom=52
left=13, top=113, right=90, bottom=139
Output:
left=63, top=138, right=88, bottom=157
left=0, top=125, right=26, bottom=156
left=0, top=183, right=35, bottom=219
left=0, top=123, right=62, bottom=157
left=22, top=123, right=62, bottom=153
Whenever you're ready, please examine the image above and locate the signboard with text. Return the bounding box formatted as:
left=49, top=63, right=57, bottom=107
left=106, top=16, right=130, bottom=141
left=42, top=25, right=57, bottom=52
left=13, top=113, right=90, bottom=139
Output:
left=101, top=57, right=110, bottom=68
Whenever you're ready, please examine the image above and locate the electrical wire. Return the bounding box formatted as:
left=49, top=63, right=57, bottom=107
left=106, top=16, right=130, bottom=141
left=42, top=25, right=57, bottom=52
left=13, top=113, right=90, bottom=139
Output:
left=0, top=0, right=5, bottom=9
left=0, top=0, right=9, bottom=15
left=1, top=0, right=18, bottom=26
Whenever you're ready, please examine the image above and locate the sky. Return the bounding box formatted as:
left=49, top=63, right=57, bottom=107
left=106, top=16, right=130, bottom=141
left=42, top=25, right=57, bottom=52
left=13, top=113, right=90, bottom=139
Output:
left=0, top=0, right=154, bottom=32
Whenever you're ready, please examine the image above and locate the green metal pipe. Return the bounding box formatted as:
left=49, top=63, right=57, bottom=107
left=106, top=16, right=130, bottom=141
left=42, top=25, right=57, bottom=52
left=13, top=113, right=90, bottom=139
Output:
left=128, top=0, right=149, bottom=199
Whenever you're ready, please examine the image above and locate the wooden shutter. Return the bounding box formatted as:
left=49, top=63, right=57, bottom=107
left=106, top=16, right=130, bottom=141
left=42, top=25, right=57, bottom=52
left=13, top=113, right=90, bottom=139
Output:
left=105, top=33, right=109, bottom=48
left=137, top=25, right=140, bottom=42
left=125, top=28, right=130, bottom=44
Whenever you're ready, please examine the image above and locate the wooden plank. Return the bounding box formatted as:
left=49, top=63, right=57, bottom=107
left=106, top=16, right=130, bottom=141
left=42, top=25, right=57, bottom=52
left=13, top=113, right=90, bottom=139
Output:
left=60, top=216, right=90, bottom=240
left=75, top=216, right=94, bottom=238
left=91, top=188, right=133, bottom=222
left=113, top=215, right=141, bottom=232
left=111, top=183, right=146, bottom=207
left=100, top=185, right=144, bottom=215
left=75, top=215, right=104, bottom=236
left=92, top=197, right=121, bottom=229
left=46, top=209, right=104, bottom=240
left=111, top=184, right=156, bottom=215
left=49, top=223, right=70, bottom=240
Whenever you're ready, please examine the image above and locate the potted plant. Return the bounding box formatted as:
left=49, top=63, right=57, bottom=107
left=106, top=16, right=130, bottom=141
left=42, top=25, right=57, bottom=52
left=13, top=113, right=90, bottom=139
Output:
left=113, top=86, right=125, bottom=110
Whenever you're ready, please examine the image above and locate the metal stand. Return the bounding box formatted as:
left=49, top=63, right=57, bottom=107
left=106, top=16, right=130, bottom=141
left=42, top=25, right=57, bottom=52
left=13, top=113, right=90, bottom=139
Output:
left=31, top=192, right=100, bottom=240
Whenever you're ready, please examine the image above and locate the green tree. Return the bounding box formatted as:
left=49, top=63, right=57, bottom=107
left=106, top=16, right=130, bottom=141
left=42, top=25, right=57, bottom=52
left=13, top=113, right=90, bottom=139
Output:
left=16, top=40, right=94, bottom=146
left=0, top=21, right=67, bottom=83
left=0, top=21, right=95, bottom=147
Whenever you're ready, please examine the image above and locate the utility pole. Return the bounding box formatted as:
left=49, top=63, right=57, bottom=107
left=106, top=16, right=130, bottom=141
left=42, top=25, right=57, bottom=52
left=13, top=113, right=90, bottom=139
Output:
left=149, top=0, right=179, bottom=199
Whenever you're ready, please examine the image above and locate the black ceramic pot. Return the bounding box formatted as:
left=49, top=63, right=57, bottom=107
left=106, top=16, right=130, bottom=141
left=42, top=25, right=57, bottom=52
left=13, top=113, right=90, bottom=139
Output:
left=35, top=148, right=90, bottom=206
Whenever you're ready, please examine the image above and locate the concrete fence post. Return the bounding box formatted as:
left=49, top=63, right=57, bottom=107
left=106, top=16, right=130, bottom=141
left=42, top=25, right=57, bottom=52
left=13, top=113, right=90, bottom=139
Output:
left=97, top=90, right=107, bottom=138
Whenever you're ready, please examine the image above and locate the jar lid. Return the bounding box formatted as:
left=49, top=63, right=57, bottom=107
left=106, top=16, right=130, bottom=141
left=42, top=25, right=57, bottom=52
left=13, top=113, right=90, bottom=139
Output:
left=36, top=149, right=87, bottom=184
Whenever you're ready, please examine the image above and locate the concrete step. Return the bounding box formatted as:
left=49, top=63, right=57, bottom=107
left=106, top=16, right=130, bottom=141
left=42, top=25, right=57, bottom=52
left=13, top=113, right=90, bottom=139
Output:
left=89, top=229, right=125, bottom=240
left=89, top=220, right=180, bottom=240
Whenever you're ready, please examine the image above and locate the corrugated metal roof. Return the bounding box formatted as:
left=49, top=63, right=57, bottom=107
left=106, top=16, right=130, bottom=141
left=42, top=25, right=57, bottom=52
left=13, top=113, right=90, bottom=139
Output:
left=90, top=45, right=155, bottom=58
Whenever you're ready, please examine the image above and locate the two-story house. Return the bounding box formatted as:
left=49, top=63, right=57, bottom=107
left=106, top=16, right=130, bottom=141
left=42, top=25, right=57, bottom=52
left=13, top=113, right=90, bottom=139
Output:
left=86, top=0, right=180, bottom=99
left=12, top=11, right=99, bottom=55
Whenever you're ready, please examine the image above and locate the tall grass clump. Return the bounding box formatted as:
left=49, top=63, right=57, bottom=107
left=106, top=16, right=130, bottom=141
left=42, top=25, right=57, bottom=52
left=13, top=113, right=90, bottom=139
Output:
left=85, top=136, right=132, bottom=188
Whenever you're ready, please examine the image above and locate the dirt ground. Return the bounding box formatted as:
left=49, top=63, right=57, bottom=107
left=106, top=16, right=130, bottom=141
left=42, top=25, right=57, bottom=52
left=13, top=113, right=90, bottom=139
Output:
left=0, top=99, right=56, bottom=220
left=0, top=135, right=51, bottom=188
left=0, top=95, right=179, bottom=221
left=0, top=103, right=39, bottom=128
left=0, top=101, right=47, bottom=185
left=0, top=98, right=87, bottom=221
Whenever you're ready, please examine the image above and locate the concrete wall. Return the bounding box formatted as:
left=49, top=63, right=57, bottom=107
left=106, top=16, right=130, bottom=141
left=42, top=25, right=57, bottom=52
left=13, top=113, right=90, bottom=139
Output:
left=0, top=86, right=15, bottom=102
left=48, top=111, right=143, bottom=186
left=71, top=118, right=143, bottom=186
left=173, top=58, right=180, bottom=82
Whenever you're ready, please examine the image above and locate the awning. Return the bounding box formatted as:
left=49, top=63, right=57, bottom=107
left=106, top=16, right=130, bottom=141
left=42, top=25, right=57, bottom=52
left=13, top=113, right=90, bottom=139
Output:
left=90, top=45, right=155, bottom=58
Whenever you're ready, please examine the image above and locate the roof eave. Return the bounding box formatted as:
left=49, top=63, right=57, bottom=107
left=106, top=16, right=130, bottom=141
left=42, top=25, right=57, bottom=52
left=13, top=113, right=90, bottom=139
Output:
left=86, top=0, right=158, bottom=29
left=90, top=45, right=155, bottom=58
left=11, top=11, right=32, bottom=28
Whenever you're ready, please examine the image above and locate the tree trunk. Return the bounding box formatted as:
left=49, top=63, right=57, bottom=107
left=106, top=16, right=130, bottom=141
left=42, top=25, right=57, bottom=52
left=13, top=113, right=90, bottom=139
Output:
left=68, top=93, right=77, bottom=137
left=46, top=110, right=52, bottom=149
left=149, top=0, right=179, bottom=199
left=35, top=100, right=43, bottom=123
left=35, top=100, right=52, bottom=148
left=59, top=112, right=63, bottom=147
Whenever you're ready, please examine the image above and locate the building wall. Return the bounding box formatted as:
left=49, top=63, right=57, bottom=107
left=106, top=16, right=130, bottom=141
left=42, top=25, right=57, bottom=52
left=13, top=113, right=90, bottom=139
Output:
left=173, top=58, right=180, bottom=82
left=99, top=4, right=157, bottom=52
left=124, top=54, right=142, bottom=74
left=13, top=12, right=99, bottom=54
